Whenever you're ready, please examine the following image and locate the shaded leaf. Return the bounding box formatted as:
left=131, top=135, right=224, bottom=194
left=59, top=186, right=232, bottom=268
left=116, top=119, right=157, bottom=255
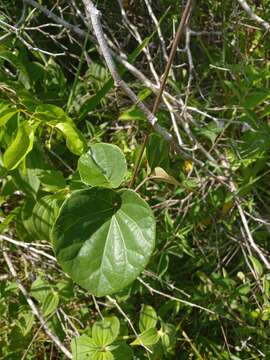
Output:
left=146, top=133, right=170, bottom=170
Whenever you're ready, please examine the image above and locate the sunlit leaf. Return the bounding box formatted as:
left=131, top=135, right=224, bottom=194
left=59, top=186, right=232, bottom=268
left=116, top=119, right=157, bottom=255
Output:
left=92, top=317, right=120, bottom=347
left=3, top=121, right=35, bottom=170
left=52, top=187, right=156, bottom=296
left=78, top=143, right=127, bottom=188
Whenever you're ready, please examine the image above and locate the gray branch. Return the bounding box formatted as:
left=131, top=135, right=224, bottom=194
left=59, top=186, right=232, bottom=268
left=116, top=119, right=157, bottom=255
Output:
left=237, top=0, right=270, bottom=31
left=81, top=0, right=199, bottom=162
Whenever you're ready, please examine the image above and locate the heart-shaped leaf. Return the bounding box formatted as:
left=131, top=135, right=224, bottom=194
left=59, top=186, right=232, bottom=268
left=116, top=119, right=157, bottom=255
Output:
left=52, top=187, right=155, bottom=296
left=78, top=143, right=127, bottom=188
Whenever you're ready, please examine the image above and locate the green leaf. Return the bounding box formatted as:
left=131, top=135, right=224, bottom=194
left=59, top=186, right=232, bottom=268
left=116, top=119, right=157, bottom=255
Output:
left=139, top=305, right=158, bottom=332
left=112, top=342, right=133, bottom=360
left=119, top=107, right=147, bottom=122
left=131, top=328, right=159, bottom=346
left=249, top=255, right=263, bottom=277
left=52, top=187, right=156, bottom=296
left=31, top=277, right=51, bottom=303
left=242, top=91, right=269, bottom=109
left=56, top=278, right=74, bottom=301
left=3, top=121, right=35, bottom=170
left=17, top=311, right=35, bottom=336
left=0, top=50, right=30, bottom=88
left=146, top=133, right=170, bottom=170
left=159, top=323, right=176, bottom=353
left=92, top=317, right=120, bottom=347
left=197, top=123, right=222, bottom=144
left=37, top=169, right=66, bottom=192
left=71, top=335, right=98, bottom=360
left=30, top=277, right=59, bottom=316
left=92, top=352, right=114, bottom=360
left=0, top=103, right=17, bottom=126
left=35, top=104, right=86, bottom=155
left=55, top=122, right=86, bottom=155
left=41, top=291, right=59, bottom=316
left=24, top=193, right=65, bottom=241
left=78, top=143, right=127, bottom=188
left=35, top=104, right=69, bottom=122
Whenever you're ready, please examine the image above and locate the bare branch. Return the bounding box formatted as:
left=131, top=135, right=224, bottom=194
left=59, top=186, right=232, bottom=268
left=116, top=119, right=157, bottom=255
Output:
left=237, top=0, right=270, bottom=31
left=81, top=0, right=200, bottom=163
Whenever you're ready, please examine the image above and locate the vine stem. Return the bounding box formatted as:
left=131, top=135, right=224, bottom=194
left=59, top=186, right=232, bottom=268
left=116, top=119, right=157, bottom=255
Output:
left=128, top=0, right=195, bottom=188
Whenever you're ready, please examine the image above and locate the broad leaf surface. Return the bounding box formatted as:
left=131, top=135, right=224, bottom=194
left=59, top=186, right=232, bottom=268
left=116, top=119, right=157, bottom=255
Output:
left=78, top=143, right=127, bottom=188
left=52, top=187, right=155, bottom=296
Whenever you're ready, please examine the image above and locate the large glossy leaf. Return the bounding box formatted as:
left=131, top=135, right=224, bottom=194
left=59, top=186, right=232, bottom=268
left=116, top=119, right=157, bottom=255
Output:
left=78, top=143, right=127, bottom=188
left=3, top=121, right=35, bottom=170
left=52, top=187, right=155, bottom=296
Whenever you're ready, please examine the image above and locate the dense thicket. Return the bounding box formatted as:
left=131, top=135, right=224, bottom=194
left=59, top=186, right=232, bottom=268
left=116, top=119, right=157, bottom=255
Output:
left=0, top=1, right=270, bottom=359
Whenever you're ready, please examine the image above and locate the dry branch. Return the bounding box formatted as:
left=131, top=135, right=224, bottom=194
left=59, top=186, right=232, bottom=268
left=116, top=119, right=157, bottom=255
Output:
left=237, top=0, right=270, bottom=31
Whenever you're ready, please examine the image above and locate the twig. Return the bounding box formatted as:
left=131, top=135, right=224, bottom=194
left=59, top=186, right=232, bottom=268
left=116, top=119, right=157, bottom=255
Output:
left=237, top=0, right=270, bottom=31
left=23, top=0, right=86, bottom=37
left=138, top=277, right=215, bottom=315
left=0, top=235, right=56, bottom=262
left=81, top=0, right=198, bottom=168
left=143, top=0, right=171, bottom=68
left=3, top=249, right=72, bottom=359
left=128, top=0, right=194, bottom=187
left=107, top=295, right=152, bottom=353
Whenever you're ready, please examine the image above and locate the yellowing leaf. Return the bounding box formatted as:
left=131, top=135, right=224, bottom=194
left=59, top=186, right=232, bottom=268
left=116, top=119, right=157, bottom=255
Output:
left=150, top=167, right=180, bottom=186
left=183, top=160, right=193, bottom=174
left=222, top=201, right=234, bottom=215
